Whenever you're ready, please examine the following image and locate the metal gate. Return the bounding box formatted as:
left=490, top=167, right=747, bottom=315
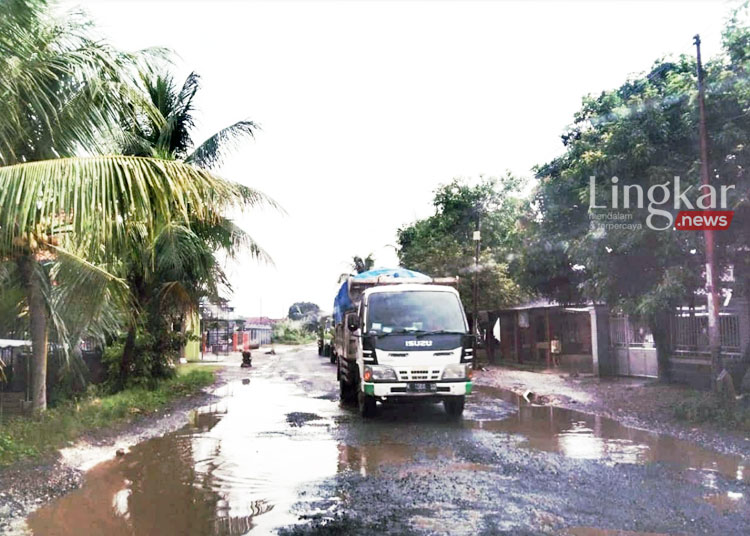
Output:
left=609, top=314, right=658, bottom=378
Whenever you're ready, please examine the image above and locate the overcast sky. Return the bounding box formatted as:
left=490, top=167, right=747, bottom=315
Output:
left=73, top=0, right=732, bottom=318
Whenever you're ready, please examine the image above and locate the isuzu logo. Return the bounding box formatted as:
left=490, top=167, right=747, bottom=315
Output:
left=405, top=340, right=432, bottom=347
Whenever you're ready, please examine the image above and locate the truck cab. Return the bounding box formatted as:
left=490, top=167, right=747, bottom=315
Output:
left=337, top=282, right=473, bottom=418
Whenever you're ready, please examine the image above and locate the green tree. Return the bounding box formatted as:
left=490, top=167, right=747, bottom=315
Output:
left=397, top=175, right=525, bottom=310
left=519, top=7, right=750, bottom=377
left=288, top=302, right=321, bottom=322
left=0, top=0, right=262, bottom=410
left=115, top=71, right=271, bottom=385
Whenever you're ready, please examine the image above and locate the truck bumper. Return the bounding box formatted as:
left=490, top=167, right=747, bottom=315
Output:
left=363, top=381, right=472, bottom=398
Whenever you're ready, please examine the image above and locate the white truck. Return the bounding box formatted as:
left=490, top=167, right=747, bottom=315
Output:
left=333, top=269, right=473, bottom=418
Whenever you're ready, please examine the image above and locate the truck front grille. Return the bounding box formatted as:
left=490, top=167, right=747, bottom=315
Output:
left=397, top=369, right=441, bottom=381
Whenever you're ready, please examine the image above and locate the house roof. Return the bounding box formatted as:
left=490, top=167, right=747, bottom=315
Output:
left=0, top=339, right=31, bottom=349
left=493, top=299, right=599, bottom=312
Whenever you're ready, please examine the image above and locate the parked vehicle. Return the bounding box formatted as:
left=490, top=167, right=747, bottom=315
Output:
left=333, top=268, right=473, bottom=418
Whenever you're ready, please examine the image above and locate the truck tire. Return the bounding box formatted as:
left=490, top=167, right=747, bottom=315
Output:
left=340, top=378, right=356, bottom=405
left=339, top=362, right=355, bottom=404
left=444, top=396, right=465, bottom=418
left=358, top=384, right=376, bottom=418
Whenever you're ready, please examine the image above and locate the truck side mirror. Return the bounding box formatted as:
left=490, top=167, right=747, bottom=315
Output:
left=347, top=315, right=360, bottom=332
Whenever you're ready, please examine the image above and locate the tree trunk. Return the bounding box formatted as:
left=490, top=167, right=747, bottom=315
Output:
left=120, top=324, right=136, bottom=387
left=18, top=256, right=49, bottom=413
left=649, top=311, right=671, bottom=383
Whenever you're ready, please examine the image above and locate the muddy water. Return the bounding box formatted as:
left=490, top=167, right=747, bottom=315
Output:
left=28, top=376, right=345, bottom=536
left=26, top=364, right=750, bottom=536
left=470, top=385, right=750, bottom=485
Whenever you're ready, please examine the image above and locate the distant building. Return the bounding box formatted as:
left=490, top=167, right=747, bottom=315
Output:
left=198, top=300, right=274, bottom=355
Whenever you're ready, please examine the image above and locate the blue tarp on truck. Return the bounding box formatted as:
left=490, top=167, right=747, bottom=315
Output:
left=332, top=268, right=430, bottom=324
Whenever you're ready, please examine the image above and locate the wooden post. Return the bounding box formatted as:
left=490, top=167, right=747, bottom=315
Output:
left=514, top=312, right=521, bottom=364
left=694, top=34, right=722, bottom=391
left=546, top=309, right=552, bottom=368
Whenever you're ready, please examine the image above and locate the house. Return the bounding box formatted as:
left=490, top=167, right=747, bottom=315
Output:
left=482, top=295, right=750, bottom=388
left=484, top=300, right=610, bottom=375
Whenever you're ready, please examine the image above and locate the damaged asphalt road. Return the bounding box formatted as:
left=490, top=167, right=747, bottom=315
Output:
left=20, top=346, right=750, bottom=536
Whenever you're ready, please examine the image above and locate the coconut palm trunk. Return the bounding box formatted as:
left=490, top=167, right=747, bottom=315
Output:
left=18, top=255, right=49, bottom=412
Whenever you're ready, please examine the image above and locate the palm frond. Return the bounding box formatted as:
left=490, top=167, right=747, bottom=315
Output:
left=186, top=120, right=259, bottom=169
left=0, top=1, right=164, bottom=164
left=192, top=217, right=274, bottom=264
left=0, top=260, right=26, bottom=338
left=0, top=156, right=267, bottom=259
left=46, top=244, right=129, bottom=353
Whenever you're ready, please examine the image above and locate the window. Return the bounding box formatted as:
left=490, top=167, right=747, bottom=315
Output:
left=366, top=291, right=466, bottom=334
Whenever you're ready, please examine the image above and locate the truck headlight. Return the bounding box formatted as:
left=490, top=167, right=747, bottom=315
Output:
left=364, top=365, right=397, bottom=381
left=442, top=363, right=470, bottom=380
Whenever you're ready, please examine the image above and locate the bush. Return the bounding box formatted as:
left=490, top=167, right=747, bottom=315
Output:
left=101, top=327, right=184, bottom=391
left=272, top=320, right=315, bottom=345
left=673, top=392, right=750, bottom=431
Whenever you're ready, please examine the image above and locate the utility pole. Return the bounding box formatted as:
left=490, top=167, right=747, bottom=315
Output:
left=694, top=34, right=722, bottom=390
left=472, top=209, right=481, bottom=370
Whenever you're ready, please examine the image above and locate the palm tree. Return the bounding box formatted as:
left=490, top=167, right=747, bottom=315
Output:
left=125, top=71, right=258, bottom=169
left=115, top=71, right=272, bottom=383
left=0, top=0, right=265, bottom=411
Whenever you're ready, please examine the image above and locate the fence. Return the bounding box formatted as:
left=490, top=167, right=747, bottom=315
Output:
left=611, top=304, right=749, bottom=387
left=670, top=311, right=742, bottom=357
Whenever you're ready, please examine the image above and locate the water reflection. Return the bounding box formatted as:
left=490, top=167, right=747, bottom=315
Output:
left=703, top=491, right=745, bottom=514
left=28, top=416, right=263, bottom=536
left=337, top=443, right=451, bottom=477
left=472, top=386, right=750, bottom=483
left=29, top=376, right=342, bottom=536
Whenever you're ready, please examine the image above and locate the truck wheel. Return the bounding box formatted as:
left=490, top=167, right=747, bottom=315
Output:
left=339, top=378, right=354, bottom=404
left=358, top=387, right=377, bottom=418
left=444, top=396, right=465, bottom=418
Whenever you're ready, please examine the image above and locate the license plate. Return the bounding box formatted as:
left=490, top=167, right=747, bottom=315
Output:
left=409, top=382, right=436, bottom=393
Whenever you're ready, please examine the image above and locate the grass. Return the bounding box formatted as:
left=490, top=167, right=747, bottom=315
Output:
left=673, top=391, right=750, bottom=432
left=0, top=365, right=218, bottom=467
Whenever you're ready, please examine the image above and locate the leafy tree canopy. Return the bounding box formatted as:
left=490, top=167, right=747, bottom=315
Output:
left=288, top=302, right=321, bottom=321
left=518, top=4, right=750, bottom=316
left=397, top=175, right=526, bottom=310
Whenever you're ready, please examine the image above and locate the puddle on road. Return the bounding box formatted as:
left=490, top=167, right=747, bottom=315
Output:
left=28, top=378, right=344, bottom=536
left=703, top=490, right=746, bottom=513
left=338, top=443, right=452, bottom=477
left=471, top=385, right=750, bottom=485
left=25, top=374, right=750, bottom=536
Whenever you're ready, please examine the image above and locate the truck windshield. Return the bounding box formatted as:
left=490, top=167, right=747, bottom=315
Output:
left=366, top=291, right=466, bottom=334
